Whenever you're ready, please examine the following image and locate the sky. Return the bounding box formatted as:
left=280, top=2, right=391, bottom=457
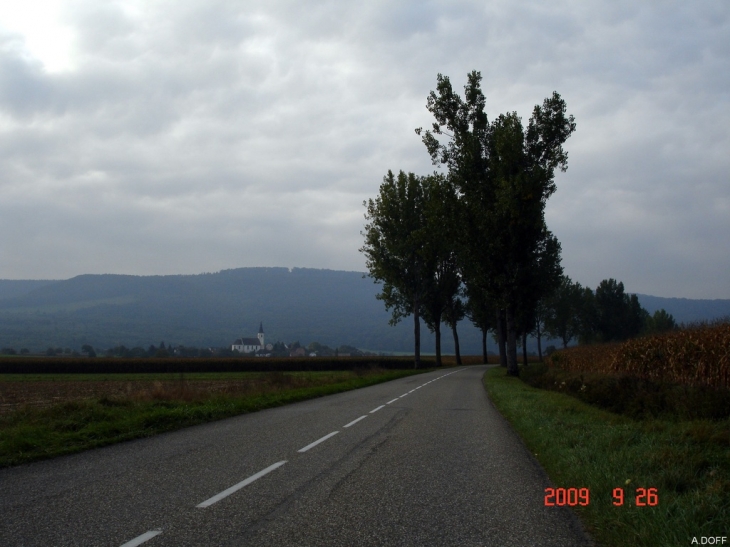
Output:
left=0, top=0, right=728, bottom=299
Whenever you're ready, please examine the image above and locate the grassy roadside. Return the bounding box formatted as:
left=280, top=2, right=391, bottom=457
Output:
left=0, top=368, right=431, bottom=468
left=483, top=365, right=729, bottom=547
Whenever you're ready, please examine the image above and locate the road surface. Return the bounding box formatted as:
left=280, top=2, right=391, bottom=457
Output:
left=0, top=365, right=593, bottom=546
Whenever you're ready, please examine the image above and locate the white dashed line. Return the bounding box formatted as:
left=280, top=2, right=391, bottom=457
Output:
left=343, top=416, right=367, bottom=428
left=197, top=461, right=287, bottom=508
left=120, top=530, right=162, bottom=547
left=370, top=405, right=386, bottom=413
left=386, top=398, right=399, bottom=405
left=298, top=431, right=339, bottom=453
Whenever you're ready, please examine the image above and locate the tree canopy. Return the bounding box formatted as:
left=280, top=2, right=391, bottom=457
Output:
left=416, top=71, right=574, bottom=376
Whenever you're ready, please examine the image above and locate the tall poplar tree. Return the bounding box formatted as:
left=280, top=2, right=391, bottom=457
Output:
left=417, top=71, right=575, bottom=376
left=419, top=173, right=462, bottom=367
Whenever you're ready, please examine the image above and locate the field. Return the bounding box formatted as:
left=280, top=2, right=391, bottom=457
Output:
left=546, top=322, right=730, bottom=389
left=0, top=366, right=438, bottom=468
left=0, top=371, right=373, bottom=414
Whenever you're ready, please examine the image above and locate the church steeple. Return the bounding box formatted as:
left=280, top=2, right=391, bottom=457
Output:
left=257, top=322, right=264, bottom=348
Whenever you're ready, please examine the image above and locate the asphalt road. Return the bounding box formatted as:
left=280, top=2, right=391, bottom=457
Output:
left=0, top=365, right=594, bottom=546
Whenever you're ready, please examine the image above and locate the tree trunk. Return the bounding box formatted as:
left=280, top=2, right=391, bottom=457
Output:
left=506, top=304, right=519, bottom=377
left=434, top=320, right=442, bottom=367
left=497, top=309, right=507, bottom=368
left=451, top=322, right=462, bottom=365
left=414, top=294, right=421, bottom=369
left=482, top=328, right=488, bottom=364
left=537, top=320, right=543, bottom=361
left=522, top=331, right=528, bottom=366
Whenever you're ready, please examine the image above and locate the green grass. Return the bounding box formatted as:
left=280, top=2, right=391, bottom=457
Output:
left=483, top=366, right=729, bottom=547
left=0, top=368, right=431, bottom=468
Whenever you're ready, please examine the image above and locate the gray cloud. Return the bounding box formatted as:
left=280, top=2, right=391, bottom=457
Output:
left=0, top=0, right=728, bottom=298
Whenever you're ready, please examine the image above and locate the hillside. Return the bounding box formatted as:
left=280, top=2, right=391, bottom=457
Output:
left=0, top=268, right=475, bottom=353
left=0, top=269, right=727, bottom=354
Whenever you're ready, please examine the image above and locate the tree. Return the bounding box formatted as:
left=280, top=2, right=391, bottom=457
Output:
left=443, top=295, right=465, bottom=365
left=544, top=275, right=584, bottom=348
left=593, top=279, right=646, bottom=342
left=417, top=71, right=575, bottom=377
left=418, top=173, right=462, bottom=367
left=532, top=298, right=549, bottom=361
left=361, top=170, right=432, bottom=368
left=575, top=286, right=598, bottom=344
left=645, top=309, right=676, bottom=334
left=513, top=225, right=564, bottom=364
left=464, top=285, right=496, bottom=364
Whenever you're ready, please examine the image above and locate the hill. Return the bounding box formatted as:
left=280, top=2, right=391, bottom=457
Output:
left=0, top=268, right=475, bottom=354
left=0, top=268, right=727, bottom=354
left=635, top=294, right=730, bottom=325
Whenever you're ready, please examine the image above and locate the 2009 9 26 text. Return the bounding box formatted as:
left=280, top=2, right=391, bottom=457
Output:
left=544, top=487, right=658, bottom=507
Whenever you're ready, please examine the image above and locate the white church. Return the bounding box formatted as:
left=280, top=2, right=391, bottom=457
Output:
left=232, top=323, right=265, bottom=354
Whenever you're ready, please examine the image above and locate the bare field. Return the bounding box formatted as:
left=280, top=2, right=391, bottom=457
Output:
left=0, top=373, right=334, bottom=414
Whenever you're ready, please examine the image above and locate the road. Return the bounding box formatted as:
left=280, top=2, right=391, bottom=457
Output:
left=0, top=365, right=593, bottom=546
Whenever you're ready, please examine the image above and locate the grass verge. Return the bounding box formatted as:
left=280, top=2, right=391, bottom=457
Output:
left=0, top=368, right=430, bottom=468
left=483, top=365, right=729, bottom=547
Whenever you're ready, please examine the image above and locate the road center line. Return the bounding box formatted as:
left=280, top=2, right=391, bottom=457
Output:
left=298, top=431, right=339, bottom=452
left=370, top=405, right=386, bottom=413
left=120, top=530, right=162, bottom=547
left=386, top=398, right=399, bottom=405
left=343, top=415, right=367, bottom=428
left=196, top=461, right=287, bottom=508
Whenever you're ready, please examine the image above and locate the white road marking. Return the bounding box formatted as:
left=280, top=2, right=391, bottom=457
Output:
left=196, top=461, right=287, bottom=508
left=343, top=415, right=367, bottom=428
left=369, top=405, right=386, bottom=413
left=386, top=398, right=399, bottom=404
left=399, top=393, right=408, bottom=398
left=120, top=530, right=162, bottom=547
left=298, top=431, right=339, bottom=453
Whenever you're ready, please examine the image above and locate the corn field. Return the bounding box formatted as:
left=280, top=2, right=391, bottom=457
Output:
left=546, top=323, right=730, bottom=389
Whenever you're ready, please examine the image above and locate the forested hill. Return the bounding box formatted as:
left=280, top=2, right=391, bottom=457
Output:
left=0, top=268, right=467, bottom=353
left=0, top=269, right=727, bottom=354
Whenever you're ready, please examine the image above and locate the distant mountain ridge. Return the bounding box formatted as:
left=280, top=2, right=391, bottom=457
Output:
left=635, top=294, right=730, bottom=324
left=0, top=269, right=728, bottom=353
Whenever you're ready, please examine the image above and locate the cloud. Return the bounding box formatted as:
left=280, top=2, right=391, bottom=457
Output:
left=0, top=0, right=728, bottom=298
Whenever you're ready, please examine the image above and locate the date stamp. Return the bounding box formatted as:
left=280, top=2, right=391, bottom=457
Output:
left=544, top=487, right=659, bottom=507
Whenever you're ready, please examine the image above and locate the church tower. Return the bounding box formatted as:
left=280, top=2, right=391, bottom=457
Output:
left=257, top=322, right=264, bottom=348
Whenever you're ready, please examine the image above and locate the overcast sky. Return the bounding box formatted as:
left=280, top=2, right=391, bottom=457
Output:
left=0, top=0, right=728, bottom=299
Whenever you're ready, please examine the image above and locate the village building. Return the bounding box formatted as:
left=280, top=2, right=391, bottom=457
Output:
left=232, top=323, right=265, bottom=353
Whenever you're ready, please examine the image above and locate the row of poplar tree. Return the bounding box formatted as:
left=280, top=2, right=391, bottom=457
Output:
left=361, top=71, right=575, bottom=376
left=361, top=72, right=675, bottom=376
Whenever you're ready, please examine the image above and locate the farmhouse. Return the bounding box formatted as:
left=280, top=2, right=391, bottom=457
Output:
left=232, top=323, right=265, bottom=354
